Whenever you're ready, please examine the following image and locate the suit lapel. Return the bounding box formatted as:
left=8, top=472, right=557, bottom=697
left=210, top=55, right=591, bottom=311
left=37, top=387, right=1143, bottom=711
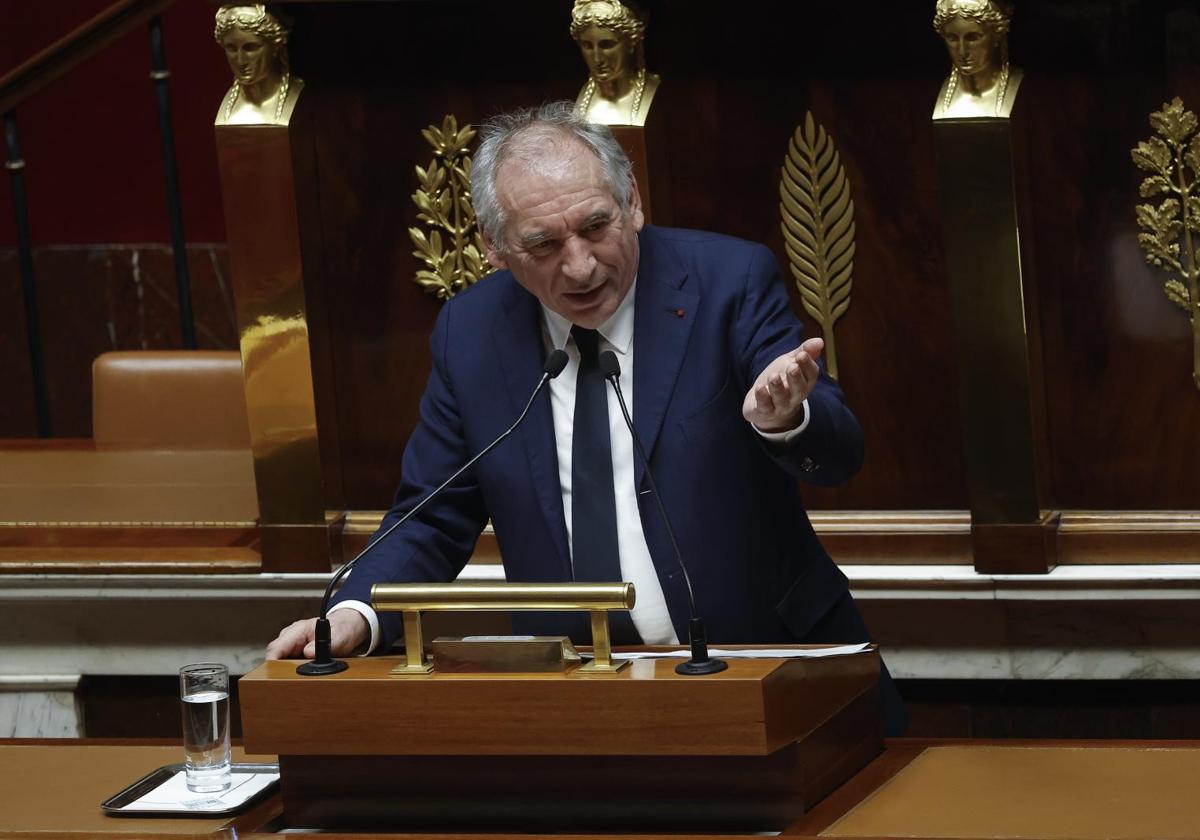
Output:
left=632, top=229, right=699, bottom=484
left=492, top=279, right=571, bottom=577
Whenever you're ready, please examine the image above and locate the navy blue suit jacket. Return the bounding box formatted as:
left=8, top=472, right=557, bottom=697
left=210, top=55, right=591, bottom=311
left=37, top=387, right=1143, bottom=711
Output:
left=333, top=226, right=864, bottom=650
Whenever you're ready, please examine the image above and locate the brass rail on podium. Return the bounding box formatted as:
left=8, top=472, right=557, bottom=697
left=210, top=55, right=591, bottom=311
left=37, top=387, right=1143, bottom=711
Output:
left=371, top=581, right=636, bottom=674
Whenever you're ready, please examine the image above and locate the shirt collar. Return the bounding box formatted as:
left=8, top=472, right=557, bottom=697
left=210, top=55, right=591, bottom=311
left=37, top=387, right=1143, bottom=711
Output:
left=541, top=276, right=637, bottom=355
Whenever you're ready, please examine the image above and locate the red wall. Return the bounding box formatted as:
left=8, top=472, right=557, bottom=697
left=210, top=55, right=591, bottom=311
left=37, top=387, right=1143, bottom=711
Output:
left=0, top=0, right=230, bottom=245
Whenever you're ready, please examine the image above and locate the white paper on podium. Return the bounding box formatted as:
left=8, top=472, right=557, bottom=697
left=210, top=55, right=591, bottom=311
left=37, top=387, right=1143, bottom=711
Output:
left=609, top=642, right=872, bottom=660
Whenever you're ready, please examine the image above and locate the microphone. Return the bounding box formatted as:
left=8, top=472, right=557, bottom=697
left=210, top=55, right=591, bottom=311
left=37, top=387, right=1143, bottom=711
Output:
left=298, top=349, right=570, bottom=675
left=598, top=350, right=727, bottom=676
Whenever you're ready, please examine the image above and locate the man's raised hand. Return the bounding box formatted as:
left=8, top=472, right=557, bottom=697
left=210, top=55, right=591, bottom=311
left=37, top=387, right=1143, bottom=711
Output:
left=742, top=337, right=824, bottom=433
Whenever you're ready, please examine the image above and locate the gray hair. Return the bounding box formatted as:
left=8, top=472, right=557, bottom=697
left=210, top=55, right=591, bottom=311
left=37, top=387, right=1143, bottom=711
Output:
left=471, top=101, right=634, bottom=250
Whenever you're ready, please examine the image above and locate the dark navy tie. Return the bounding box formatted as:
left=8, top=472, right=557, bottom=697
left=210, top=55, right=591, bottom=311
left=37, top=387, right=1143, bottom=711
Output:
left=570, top=326, right=641, bottom=646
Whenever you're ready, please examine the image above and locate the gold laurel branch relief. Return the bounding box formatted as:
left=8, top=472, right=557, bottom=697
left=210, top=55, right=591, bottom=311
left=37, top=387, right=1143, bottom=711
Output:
left=779, top=112, right=856, bottom=381
left=1132, top=97, right=1200, bottom=390
left=409, top=115, right=491, bottom=300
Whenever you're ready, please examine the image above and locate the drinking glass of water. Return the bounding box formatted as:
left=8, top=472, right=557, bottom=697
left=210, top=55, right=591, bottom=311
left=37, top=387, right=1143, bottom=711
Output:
left=179, top=663, right=231, bottom=793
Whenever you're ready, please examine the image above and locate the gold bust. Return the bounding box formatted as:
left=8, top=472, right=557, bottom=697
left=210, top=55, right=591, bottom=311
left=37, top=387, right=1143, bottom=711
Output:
left=213, top=4, right=304, bottom=126
left=932, top=0, right=1022, bottom=119
left=569, top=0, right=660, bottom=127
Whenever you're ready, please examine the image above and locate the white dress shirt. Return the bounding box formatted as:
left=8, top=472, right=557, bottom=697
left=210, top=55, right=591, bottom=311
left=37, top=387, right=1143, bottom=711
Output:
left=539, top=280, right=678, bottom=644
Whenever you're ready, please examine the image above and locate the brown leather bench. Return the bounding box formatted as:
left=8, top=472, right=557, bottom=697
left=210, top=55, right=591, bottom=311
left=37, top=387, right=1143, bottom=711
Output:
left=92, top=351, right=252, bottom=450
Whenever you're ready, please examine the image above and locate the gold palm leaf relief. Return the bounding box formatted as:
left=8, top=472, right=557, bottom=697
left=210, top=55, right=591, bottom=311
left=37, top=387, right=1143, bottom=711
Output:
left=779, top=111, right=856, bottom=381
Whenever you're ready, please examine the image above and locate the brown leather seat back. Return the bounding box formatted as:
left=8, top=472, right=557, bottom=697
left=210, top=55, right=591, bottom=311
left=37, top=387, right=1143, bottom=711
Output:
left=92, top=351, right=251, bottom=449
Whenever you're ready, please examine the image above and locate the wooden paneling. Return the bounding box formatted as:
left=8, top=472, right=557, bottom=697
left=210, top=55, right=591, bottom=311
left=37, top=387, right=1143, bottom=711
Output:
left=0, top=446, right=258, bottom=521
left=902, top=680, right=1200, bottom=740
left=0, top=439, right=261, bottom=571
left=80, top=676, right=245, bottom=740
left=0, top=546, right=259, bottom=573
left=239, top=649, right=880, bottom=833
left=283, top=1, right=1196, bottom=521
left=239, top=650, right=879, bottom=757
left=1057, top=511, right=1200, bottom=564
left=812, top=742, right=1200, bottom=840
left=344, top=509, right=1200, bottom=566
left=76, top=676, right=1200, bottom=741
left=277, top=699, right=878, bottom=834
left=1014, top=4, right=1200, bottom=511
left=0, top=742, right=278, bottom=837
left=280, top=1, right=969, bottom=512
left=3, top=2, right=1195, bottom=550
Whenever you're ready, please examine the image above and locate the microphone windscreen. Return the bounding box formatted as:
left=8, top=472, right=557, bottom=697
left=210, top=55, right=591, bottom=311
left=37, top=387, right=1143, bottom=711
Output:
left=599, top=350, right=621, bottom=379
left=544, top=349, right=569, bottom=378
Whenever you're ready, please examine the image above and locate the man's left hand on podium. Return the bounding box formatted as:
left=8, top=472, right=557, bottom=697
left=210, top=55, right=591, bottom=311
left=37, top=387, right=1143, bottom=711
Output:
left=266, top=609, right=368, bottom=661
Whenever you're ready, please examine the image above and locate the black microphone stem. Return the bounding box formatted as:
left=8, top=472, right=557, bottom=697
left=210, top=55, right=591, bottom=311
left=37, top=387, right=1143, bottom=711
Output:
left=604, top=371, right=695, bottom=618
left=298, top=349, right=569, bottom=676
left=600, top=351, right=726, bottom=676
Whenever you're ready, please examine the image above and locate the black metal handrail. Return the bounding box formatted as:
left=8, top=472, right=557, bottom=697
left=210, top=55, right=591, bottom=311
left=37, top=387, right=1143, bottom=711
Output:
left=0, top=0, right=177, bottom=114
left=1, top=0, right=191, bottom=437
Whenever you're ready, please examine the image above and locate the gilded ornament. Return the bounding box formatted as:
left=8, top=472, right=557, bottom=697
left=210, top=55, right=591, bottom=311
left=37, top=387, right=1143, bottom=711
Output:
left=213, top=4, right=303, bottom=126
left=779, top=113, right=856, bottom=381
left=409, top=115, right=490, bottom=300
left=932, top=0, right=1022, bottom=120
left=570, top=0, right=660, bottom=126
left=1131, top=97, right=1200, bottom=390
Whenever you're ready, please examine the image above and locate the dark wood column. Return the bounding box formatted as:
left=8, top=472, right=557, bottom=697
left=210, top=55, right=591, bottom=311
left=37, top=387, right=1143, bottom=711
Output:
left=934, top=117, right=1057, bottom=574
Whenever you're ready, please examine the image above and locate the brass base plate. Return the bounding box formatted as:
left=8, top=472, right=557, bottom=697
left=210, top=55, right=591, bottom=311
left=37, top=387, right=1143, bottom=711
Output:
left=388, top=661, right=435, bottom=676
left=576, top=659, right=631, bottom=673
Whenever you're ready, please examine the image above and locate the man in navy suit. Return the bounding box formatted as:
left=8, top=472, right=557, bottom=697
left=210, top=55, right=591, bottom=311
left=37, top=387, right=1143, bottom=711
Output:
left=268, top=102, right=905, bottom=734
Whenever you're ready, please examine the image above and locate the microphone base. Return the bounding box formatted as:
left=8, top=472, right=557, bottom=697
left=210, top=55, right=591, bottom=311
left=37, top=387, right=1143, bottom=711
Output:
left=675, top=657, right=728, bottom=676
left=677, top=617, right=727, bottom=675
left=296, top=658, right=349, bottom=676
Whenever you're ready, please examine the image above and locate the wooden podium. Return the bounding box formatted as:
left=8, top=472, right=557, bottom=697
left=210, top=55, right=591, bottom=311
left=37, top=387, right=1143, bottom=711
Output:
left=240, top=647, right=883, bottom=833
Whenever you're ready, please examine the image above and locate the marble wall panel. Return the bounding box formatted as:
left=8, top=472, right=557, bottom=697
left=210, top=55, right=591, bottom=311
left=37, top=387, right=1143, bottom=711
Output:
left=0, top=677, right=82, bottom=738
left=859, top=599, right=1012, bottom=681
left=0, top=244, right=237, bottom=438
left=1006, top=601, right=1200, bottom=681
left=860, top=596, right=1200, bottom=682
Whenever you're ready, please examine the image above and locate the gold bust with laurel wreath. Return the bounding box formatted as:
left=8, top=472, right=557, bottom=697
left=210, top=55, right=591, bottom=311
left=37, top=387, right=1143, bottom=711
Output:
left=932, top=0, right=1022, bottom=120
left=213, top=4, right=304, bottom=126
left=569, top=0, right=660, bottom=127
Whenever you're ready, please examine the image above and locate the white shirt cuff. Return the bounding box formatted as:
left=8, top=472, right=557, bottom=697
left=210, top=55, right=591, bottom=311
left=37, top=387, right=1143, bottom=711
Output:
left=328, top=600, right=380, bottom=655
left=752, top=398, right=810, bottom=444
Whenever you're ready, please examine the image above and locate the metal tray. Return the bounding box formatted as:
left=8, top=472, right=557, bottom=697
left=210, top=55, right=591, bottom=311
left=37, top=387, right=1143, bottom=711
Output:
left=101, top=762, right=279, bottom=817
